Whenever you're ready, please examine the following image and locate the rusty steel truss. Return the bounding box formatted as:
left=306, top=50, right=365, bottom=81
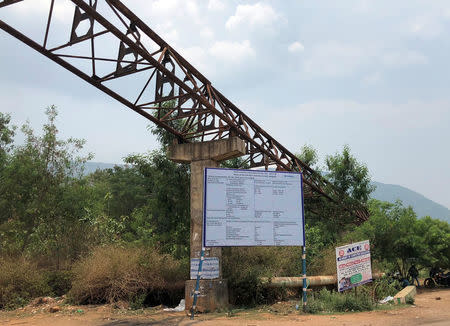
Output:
left=0, top=0, right=369, bottom=222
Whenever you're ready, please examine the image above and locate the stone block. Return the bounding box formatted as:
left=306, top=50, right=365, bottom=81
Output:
left=394, top=285, right=416, bottom=304
left=185, top=279, right=228, bottom=312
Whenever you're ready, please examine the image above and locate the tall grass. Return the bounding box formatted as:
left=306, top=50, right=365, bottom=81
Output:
left=0, top=257, right=51, bottom=309
left=68, top=245, right=187, bottom=306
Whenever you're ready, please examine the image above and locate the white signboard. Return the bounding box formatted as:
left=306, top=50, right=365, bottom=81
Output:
left=336, top=240, right=372, bottom=292
left=203, top=168, right=305, bottom=247
left=190, top=257, right=220, bottom=279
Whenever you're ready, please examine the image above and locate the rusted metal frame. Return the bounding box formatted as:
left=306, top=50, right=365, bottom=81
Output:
left=72, top=0, right=205, bottom=116
left=179, top=99, right=203, bottom=133
left=133, top=52, right=167, bottom=106
left=210, top=87, right=239, bottom=124
left=43, top=0, right=55, bottom=49
left=89, top=0, right=96, bottom=77
left=105, top=0, right=149, bottom=54
left=5, top=0, right=366, bottom=219
left=0, top=0, right=23, bottom=8
left=48, top=29, right=108, bottom=52
left=137, top=93, right=187, bottom=108
left=166, top=48, right=203, bottom=96
left=54, top=53, right=152, bottom=66
left=108, top=0, right=211, bottom=86
left=159, top=107, right=179, bottom=121
left=101, top=65, right=153, bottom=82
left=163, top=110, right=201, bottom=121
left=72, top=0, right=288, bottom=171
left=0, top=20, right=185, bottom=143
left=206, top=84, right=215, bottom=106
left=214, top=86, right=318, bottom=175
left=211, top=86, right=337, bottom=201
left=185, top=129, right=220, bottom=140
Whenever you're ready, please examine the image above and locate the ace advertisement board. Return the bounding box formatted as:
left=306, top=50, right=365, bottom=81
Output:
left=336, top=240, right=372, bottom=292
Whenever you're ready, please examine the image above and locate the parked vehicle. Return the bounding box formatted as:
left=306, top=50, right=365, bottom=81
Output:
left=424, top=268, right=450, bottom=288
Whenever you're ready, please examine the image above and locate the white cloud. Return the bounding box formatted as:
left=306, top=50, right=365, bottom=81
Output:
left=288, top=41, right=305, bottom=53
left=200, top=27, right=214, bottom=39
left=179, top=46, right=209, bottom=73
left=381, top=50, right=428, bottom=66
left=303, top=41, right=428, bottom=77
left=8, top=0, right=72, bottom=22
left=225, top=3, right=281, bottom=30
left=409, top=15, right=443, bottom=39
left=150, top=0, right=180, bottom=17
left=208, top=0, right=225, bottom=11
left=303, top=41, right=368, bottom=77
left=362, top=72, right=382, bottom=85
left=274, top=99, right=450, bottom=132
left=209, top=40, right=255, bottom=63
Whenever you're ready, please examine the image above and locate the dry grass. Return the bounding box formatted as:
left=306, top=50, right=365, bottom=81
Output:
left=0, top=257, right=50, bottom=309
left=68, top=245, right=186, bottom=305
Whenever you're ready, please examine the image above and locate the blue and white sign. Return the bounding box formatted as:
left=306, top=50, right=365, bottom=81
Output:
left=203, top=168, right=305, bottom=247
left=190, top=257, right=220, bottom=279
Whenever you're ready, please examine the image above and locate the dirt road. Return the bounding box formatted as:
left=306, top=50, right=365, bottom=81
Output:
left=1, top=288, right=449, bottom=326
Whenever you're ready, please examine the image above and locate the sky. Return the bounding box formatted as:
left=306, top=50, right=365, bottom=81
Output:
left=0, top=0, right=449, bottom=209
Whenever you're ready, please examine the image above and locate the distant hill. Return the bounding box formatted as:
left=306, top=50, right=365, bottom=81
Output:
left=83, top=162, right=123, bottom=175
left=83, top=162, right=450, bottom=223
left=371, top=181, right=450, bottom=223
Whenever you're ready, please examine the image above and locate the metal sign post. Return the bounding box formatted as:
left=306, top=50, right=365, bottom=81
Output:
left=190, top=247, right=205, bottom=320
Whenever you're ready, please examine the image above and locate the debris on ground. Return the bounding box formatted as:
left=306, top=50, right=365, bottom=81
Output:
left=163, top=299, right=185, bottom=312
left=379, top=296, right=394, bottom=304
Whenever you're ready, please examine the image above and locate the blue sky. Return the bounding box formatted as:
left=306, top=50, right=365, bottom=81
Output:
left=0, top=0, right=449, bottom=209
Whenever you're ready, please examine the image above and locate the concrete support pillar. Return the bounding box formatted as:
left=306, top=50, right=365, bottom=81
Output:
left=168, top=137, right=246, bottom=312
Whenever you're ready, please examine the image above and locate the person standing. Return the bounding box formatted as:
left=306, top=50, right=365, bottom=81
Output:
left=408, top=264, right=420, bottom=287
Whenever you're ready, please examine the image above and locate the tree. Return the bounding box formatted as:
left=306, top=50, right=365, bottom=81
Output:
left=0, top=106, right=93, bottom=267
left=325, top=145, right=375, bottom=203
left=296, top=144, right=319, bottom=169
left=346, top=199, right=450, bottom=276
left=0, top=113, right=15, bottom=171
left=124, top=150, right=190, bottom=258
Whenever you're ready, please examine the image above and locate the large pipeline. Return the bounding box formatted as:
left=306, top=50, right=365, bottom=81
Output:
left=260, top=273, right=385, bottom=288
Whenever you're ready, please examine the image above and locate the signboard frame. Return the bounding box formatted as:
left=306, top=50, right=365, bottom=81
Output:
left=335, top=240, right=373, bottom=292
left=202, top=167, right=305, bottom=248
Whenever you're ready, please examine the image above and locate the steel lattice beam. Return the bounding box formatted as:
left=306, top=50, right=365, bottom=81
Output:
left=0, top=0, right=369, bottom=223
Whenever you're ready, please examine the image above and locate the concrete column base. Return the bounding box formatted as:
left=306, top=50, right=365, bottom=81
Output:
left=185, top=279, right=229, bottom=312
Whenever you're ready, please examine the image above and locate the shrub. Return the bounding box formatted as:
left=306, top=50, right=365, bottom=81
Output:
left=0, top=257, right=50, bottom=309
left=306, top=288, right=374, bottom=313
left=45, top=270, right=73, bottom=297
left=223, top=247, right=301, bottom=306
left=372, top=276, right=400, bottom=301
left=68, top=245, right=187, bottom=305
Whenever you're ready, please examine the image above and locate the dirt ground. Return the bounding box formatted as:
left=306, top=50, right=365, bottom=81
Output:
left=1, top=288, right=449, bottom=326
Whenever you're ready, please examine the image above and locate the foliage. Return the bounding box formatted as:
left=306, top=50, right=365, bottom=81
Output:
left=223, top=247, right=302, bottom=306
left=0, top=257, right=50, bottom=309
left=124, top=150, right=190, bottom=258
left=346, top=199, right=450, bottom=275
left=296, top=144, right=319, bottom=169
left=306, top=288, right=374, bottom=314
left=69, top=245, right=187, bottom=305
left=0, top=106, right=93, bottom=267
left=325, top=145, right=375, bottom=203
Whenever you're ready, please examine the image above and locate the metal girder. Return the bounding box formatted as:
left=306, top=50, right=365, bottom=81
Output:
left=0, top=0, right=369, bottom=222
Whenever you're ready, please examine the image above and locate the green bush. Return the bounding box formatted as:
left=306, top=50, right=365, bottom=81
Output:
left=45, top=270, right=73, bottom=297
left=372, top=276, right=400, bottom=301
left=68, top=245, right=187, bottom=305
left=306, top=288, right=374, bottom=314
left=0, top=257, right=51, bottom=309
left=223, top=247, right=300, bottom=306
